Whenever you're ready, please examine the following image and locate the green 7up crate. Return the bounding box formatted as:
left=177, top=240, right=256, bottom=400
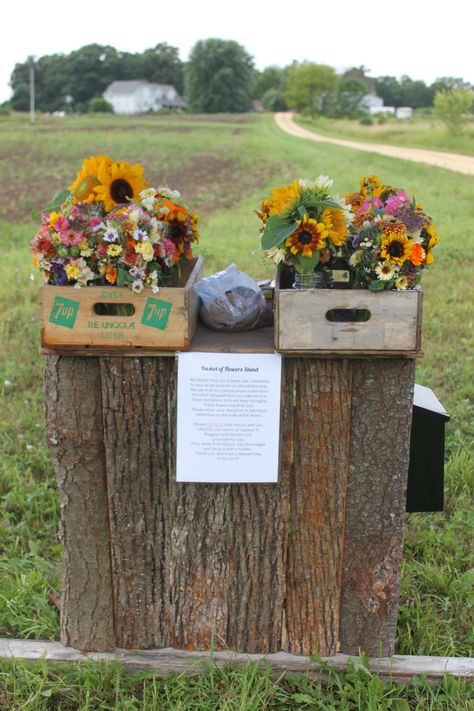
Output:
left=40, top=257, right=203, bottom=354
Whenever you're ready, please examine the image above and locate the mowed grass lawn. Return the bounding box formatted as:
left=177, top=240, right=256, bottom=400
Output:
left=0, top=112, right=473, bottom=709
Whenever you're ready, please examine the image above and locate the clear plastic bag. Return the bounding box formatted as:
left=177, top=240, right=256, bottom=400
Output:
left=194, top=264, right=273, bottom=332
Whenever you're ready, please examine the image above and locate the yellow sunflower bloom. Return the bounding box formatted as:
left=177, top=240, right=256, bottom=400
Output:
left=380, top=232, right=412, bottom=266
left=69, top=155, right=112, bottom=203
left=285, top=215, right=328, bottom=257
left=322, top=207, right=348, bottom=246
left=94, top=160, right=148, bottom=212
left=268, top=180, right=301, bottom=217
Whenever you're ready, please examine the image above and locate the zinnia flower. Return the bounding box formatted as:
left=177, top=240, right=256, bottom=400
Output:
left=410, top=243, right=426, bottom=266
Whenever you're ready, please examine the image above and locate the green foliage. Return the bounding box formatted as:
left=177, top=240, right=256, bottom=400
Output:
left=330, top=77, right=367, bottom=119
left=261, top=87, right=287, bottom=112
left=9, top=42, right=184, bottom=113
left=284, top=62, right=338, bottom=114
left=185, top=38, right=254, bottom=113
left=434, top=88, right=474, bottom=134
left=251, top=65, right=287, bottom=100
left=1, top=657, right=473, bottom=709
left=359, top=114, right=374, bottom=125
left=87, top=96, right=114, bottom=114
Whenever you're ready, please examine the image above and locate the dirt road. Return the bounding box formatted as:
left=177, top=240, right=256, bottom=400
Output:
left=274, top=112, right=474, bottom=176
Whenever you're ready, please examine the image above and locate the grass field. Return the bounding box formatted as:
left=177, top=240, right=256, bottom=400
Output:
left=295, top=113, right=474, bottom=157
left=0, top=112, right=473, bottom=709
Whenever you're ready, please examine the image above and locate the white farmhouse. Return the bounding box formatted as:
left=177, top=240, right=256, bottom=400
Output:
left=103, top=80, right=185, bottom=114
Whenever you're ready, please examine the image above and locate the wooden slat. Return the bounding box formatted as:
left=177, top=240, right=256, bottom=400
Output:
left=44, top=357, right=115, bottom=652
left=1, top=640, right=472, bottom=683
left=339, top=358, right=416, bottom=656
left=276, top=288, right=422, bottom=355
left=99, top=357, right=175, bottom=649
left=285, top=359, right=352, bottom=656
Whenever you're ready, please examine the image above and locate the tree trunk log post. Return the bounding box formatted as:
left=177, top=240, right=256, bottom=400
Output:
left=44, top=350, right=415, bottom=657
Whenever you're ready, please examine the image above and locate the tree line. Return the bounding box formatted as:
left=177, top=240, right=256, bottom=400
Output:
left=7, top=39, right=473, bottom=118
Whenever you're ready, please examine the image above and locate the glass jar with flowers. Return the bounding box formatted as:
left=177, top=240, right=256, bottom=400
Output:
left=256, top=176, right=353, bottom=289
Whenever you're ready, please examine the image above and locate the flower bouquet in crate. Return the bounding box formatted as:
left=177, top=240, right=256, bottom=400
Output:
left=260, top=174, right=440, bottom=356
left=32, top=155, right=203, bottom=352
left=344, top=174, right=440, bottom=291
left=256, top=175, right=353, bottom=289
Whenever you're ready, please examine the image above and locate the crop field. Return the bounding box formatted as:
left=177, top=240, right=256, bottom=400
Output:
left=0, top=112, right=472, bottom=709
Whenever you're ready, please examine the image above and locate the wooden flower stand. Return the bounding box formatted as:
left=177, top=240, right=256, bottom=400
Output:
left=43, top=325, right=415, bottom=657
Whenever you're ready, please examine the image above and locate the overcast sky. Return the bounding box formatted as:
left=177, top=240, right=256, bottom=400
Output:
left=2, top=0, right=472, bottom=103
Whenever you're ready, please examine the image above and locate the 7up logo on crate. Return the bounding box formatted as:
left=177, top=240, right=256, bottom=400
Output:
left=49, top=296, right=80, bottom=329
left=141, top=297, right=172, bottom=330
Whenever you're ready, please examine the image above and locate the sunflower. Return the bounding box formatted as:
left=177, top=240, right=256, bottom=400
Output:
left=322, top=207, right=348, bottom=246
left=267, top=180, right=301, bottom=217
left=94, top=160, right=148, bottom=212
left=285, top=216, right=328, bottom=257
left=380, top=232, right=412, bottom=266
left=69, top=155, right=112, bottom=203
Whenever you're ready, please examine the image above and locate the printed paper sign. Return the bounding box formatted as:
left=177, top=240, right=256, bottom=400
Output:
left=176, top=352, right=282, bottom=483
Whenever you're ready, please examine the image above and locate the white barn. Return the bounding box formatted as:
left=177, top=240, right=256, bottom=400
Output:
left=103, top=80, right=185, bottom=114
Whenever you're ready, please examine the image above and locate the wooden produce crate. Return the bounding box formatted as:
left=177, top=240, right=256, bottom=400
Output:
left=275, top=279, right=422, bottom=356
left=40, top=256, right=203, bottom=354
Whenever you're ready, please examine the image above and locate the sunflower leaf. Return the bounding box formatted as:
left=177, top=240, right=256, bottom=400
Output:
left=261, top=216, right=296, bottom=251
left=292, top=251, right=320, bottom=273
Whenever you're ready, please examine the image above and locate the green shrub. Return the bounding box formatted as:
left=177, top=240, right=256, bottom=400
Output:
left=87, top=97, right=114, bottom=114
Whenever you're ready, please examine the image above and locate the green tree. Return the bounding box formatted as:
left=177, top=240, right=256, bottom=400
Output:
left=66, top=44, right=122, bottom=106
left=141, top=43, right=184, bottom=94
left=434, top=88, right=473, bottom=133
left=261, top=87, right=287, bottom=112
left=185, top=39, right=254, bottom=113
left=284, top=63, right=338, bottom=113
left=251, top=65, right=286, bottom=99
left=373, top=76, right=403, bottom=107
left=334, top=77, right=367, bottom=118
left=399, top=75, right=432, bottom=108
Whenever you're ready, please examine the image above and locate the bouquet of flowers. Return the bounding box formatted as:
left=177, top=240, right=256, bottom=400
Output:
left=30, top=155, right=199, bottom=293
left=257, top=176, right=353, bottom=286
left=344, top=175, right=440, bottom=291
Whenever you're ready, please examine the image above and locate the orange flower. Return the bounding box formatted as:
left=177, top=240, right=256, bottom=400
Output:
left=410, top=243, right=426, bottom=266
left=164, top=199, right=188, bottom=222
left=105, top=266, right=117, bottom=284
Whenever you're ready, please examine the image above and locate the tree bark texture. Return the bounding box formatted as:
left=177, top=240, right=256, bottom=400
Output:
left=44, top=357, right=115, bottom=652
left=44, top=355, right=414, bottom=655
left=339, top=359, right=416, bottom=656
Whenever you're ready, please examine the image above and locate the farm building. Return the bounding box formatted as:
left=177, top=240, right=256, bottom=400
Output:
left=103, top=80, right=185, bottom=114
